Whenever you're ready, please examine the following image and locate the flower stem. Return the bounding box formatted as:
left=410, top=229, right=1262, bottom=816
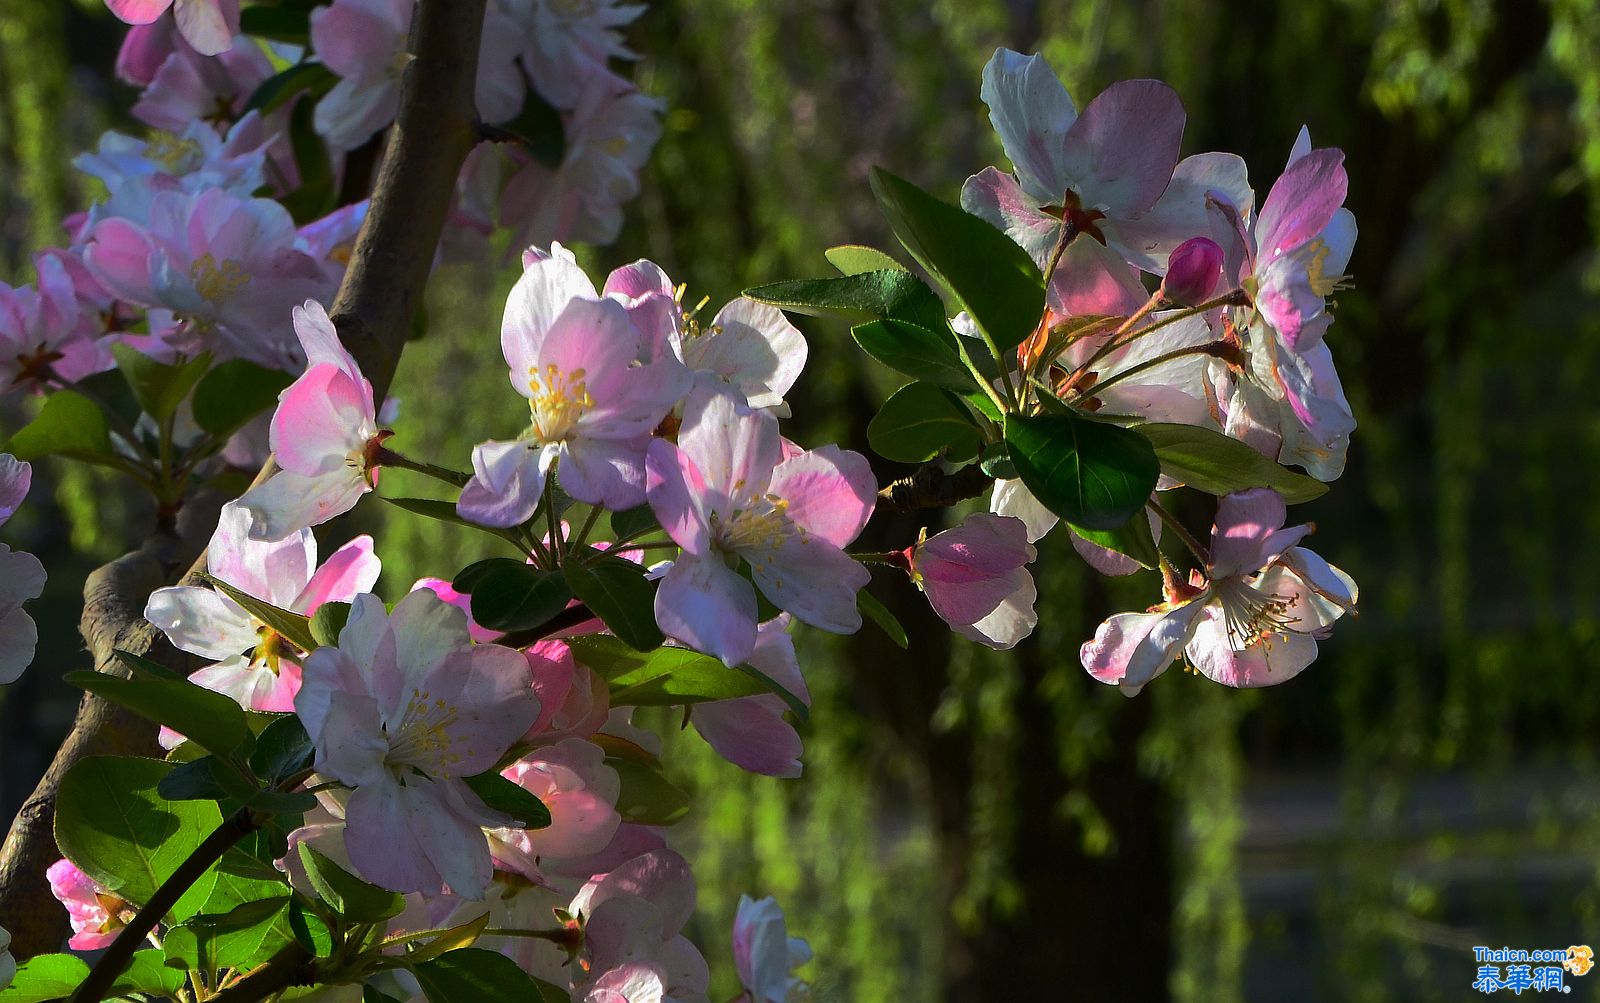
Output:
left=1073, top=342, right=1235, bottom=401
left=70, top=810, right=262, bottom=1003
left=373, top=446, right=470, bottom=487
left=1148, top=498, right=1208, bottom=565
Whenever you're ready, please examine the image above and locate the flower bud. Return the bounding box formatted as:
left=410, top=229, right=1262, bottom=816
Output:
left=1160, top=236, right=1225, bottom=306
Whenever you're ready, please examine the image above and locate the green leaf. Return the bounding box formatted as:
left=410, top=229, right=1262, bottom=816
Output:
left=157, top=756, right=255, bottom=803
left=191, top=359, right=294, bottom=439
left=289, top=899, right=336, bottom=957
left=310, top=601, right=352, bottom=648
left=402, top=913, right=491, bottom=965
left=468, top=562, right=572, bottom=633
left=451, top=557, right=518, bottom=594
left=413, top=948, right=563, bottom=1003
left=207, top=576, right=320, bottom=652
left=607, top=757, right=691, bottom=826
left=978, top=441, right=1017, bottom=479
left=243, top=60, right=336, bottom=115
left=563, top=548, right=664, bottom=651
left=280, top=96, right=335, bottom=224
left=744, top=270, right=947, bottom=331
left=1136, top=422, right=1330, bottom=504
left=851, top=319, right=978, bottom=392
left=0, top=953, right=90, bottom=1002
left=867, top=382, right=982, bottom=463
left=113, top=647, right=185, bottom=681
left=67, top=668, right=251, bottom=759
left=111, top=949, right=186, bottom=998
left=111, top=344, right=212, bottom=423
left=825, top=244, right=906, bottom=275
left=3, top=391, right=117, bottom=464
left=1004, top=411, right=1159, bottom=531
left=461, top=772, right=551, bottom=830
left=239, top=4, right=311, bottom=44
left=297, top=843, right=405, bottom=923
left=249, top=714, right=315, bottom=788
left=607, top=503, right=659, bottom=541
left=1069, top=512, right=1161, bottom=570
left=181, top=896, right=292, bottom=972
left=54, top=756, right=221, bottom=921
left=857, top=589, right=908, bottom=648
left=869, top=166, right=1045, bottom=350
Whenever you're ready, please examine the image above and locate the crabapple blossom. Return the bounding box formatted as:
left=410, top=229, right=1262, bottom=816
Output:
left=131, top=31, right=273, bottom=132
left=83, top=188, right=336, bottom=369
left=0, top=252, right=114, bottom=395
left=0, top=456, right=44, bottom=684
left=144, top=500, right=379, bottom=717
left=457, top=245, right=689, bottom=526
left=900, top=513, right=1038, bottom=650
left=961, top=48, right=1187, bottom=293
left=688, top=616, right=812, bottom=777
left=646, top=386, right=876, bottom=666
left=46, top=858, right=133, bottom=951
left=104, top=0, right=239, bottom=57
left=501, top=0, right=645, bottom=111
left=569, top=849, right=709, bottom=1001
left=237, top=300, right=386, bottom=540
left=295, top=591, right=539, bottom=897
left=732, top=895, right=812, bottom=1003
left=74, top=117, right=269, bottom=218
left=1080, top=488, right=1356, bottom=695
left=488, top=737, right=622, bottom=887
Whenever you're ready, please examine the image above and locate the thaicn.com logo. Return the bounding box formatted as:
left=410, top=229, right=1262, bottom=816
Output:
left=1471, top=945, right=1592, bottom=994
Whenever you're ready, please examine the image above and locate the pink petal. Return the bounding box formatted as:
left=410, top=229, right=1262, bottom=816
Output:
left=295, top=535, right=381, bottom=613
left=748, top=533, right=869, bottom=635
left=676, top=385, right=781, bottom=499
left=978, top=48, right=1078, bottom=203
left=270, top=365, right=371, bottom=476
left=693, top=697, right=802, bottom=778
left=1079, top=601, right=1207, bottom=694
left=766, top=445, right=876, bottom=549
left=457, top=439, right=556, bottom=528
left=653, top=554, right=758, bottom=666
left=172, top=0, right=238, bottom=56
left=1185, top=610, right=1320, bottom=688
left=960, top=166, right=1059, bottom=266
left=559, top=436, right=649, bottom=510
left=1254, top=147, right=1347, bottom=261
left=106, top=0, right=174, bottom=26
left=1061, top=79, right=1185, bottom=217
left=1208, top=488, right=1308, bottom=578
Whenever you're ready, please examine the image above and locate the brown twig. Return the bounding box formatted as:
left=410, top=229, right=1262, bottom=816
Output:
left=0, top=0, right=490, bottom=959
left=874, top=463, right=992, bottom=512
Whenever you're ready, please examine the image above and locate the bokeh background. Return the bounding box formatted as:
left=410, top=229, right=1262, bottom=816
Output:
left=3, top=0, right=1600, bottom=999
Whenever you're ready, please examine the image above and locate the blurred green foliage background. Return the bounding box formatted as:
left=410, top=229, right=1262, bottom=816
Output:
left=3, top=0, right=1600, bottom=999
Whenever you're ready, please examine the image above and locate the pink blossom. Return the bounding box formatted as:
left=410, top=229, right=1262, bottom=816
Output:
left=47, top=858, right=134, bottom=951
left=457, top=245, right=689, bottom=527
left=145, top=500, right=380, bottom=719
left=1161, top=236, right=1225, bottom=306
left=902, top=513, right=1037, bottom=650
left=960, top=48, right=1189, bottom=299
left=295, top=591, right=540, bottom=897
left=489, top=738, right=622, bottom=887
left=75, top=118, right=269, bottom=214
left=500, top=0, right=645, bottom=111
left=1080, top=489, right=1356, bottom=695
left=105, top=0, right=239, bottom=57
left=732, top=895, right=812, bottom=1003
left=236, top=300, right=385, bottom=540
left=83, top=188, right=336, bottom=370
left=646, top=386, right=876, bottom=666
left=569, top=849, right=709, bottom=1002
left=0, top=251, right=115, bottom=396
left=691, top=617, right=811, bottom=777
left=500, top=77, right=664, bottom=247
left=132, top=33, right=272, bottom=132
left=0, top=456, right=43, bottom=685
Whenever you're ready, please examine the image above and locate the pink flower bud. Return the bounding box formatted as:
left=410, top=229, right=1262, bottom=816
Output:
left=1161, top=237, right=1225, bottom=306
left=47, top=858, right=132, bottom=951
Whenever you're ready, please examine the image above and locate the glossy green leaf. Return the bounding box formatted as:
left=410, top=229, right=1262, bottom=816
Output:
left=467, top=562, right=572, bottom=632
left=978, top=441, right=1017, bottom=480
left=249, top=713, right=315, bottom=788
left=289, top=899, right=336, bottom=957
left=607, top=757, right=691, bottom=826
left=851, top=318, right=978, bottom=392
left=462, top=771, right=551, bottom=829
left=244, top=60, right=336, bottom=114
left=607, top=503, right=660, bottom=541
left=207, top=576, right=320, bottom=652
left=0, top=953, right=90, bottom=1002
left=54, top=756, right=221, bottom=920
left=825, top=244, right=906, bottom=275
left=239, top=4, right=311, bottom=44
left=111, top=949, right=186, bottom=998
left=3, top=391, right=116, bottom=464
left=1136, top=422, right=1330, bottom=504
left=867, top=382, right=982, bottom=463
left=297, top=843, right=405, bottom=923
left=563, top=548, right=663, bottom=651
left=181, top=896, right=292, bottom=972
left=413, top=948, right=564, bottom=1003
left=869, top=166, right=1045, bottom=350
left=111, top=344, right=211, bottom=423
left=310, top=601, right=352, bottom=648
left=744, top=269, right=947, bottom=330
left=403, top=913, right=492, bottom=964
left=569, top=635, right=807, bottom=718
left=1004, top=411, right=1159, bottom=531
left=67, top=668, right=251, bottom=759
left=191, top=359, right=294, bottom=439
left=157, top=756, right=255, bottom=803
left=857, top=589, right=908, bottom=649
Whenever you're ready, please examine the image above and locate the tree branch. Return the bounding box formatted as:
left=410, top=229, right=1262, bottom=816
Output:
left=0, top=0, right=489, bottom=959
left=874, top=463, right=992, bottom=513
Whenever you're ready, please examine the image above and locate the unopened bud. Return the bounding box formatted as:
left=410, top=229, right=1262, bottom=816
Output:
left=1160, top=237, right=1225, bottom=306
